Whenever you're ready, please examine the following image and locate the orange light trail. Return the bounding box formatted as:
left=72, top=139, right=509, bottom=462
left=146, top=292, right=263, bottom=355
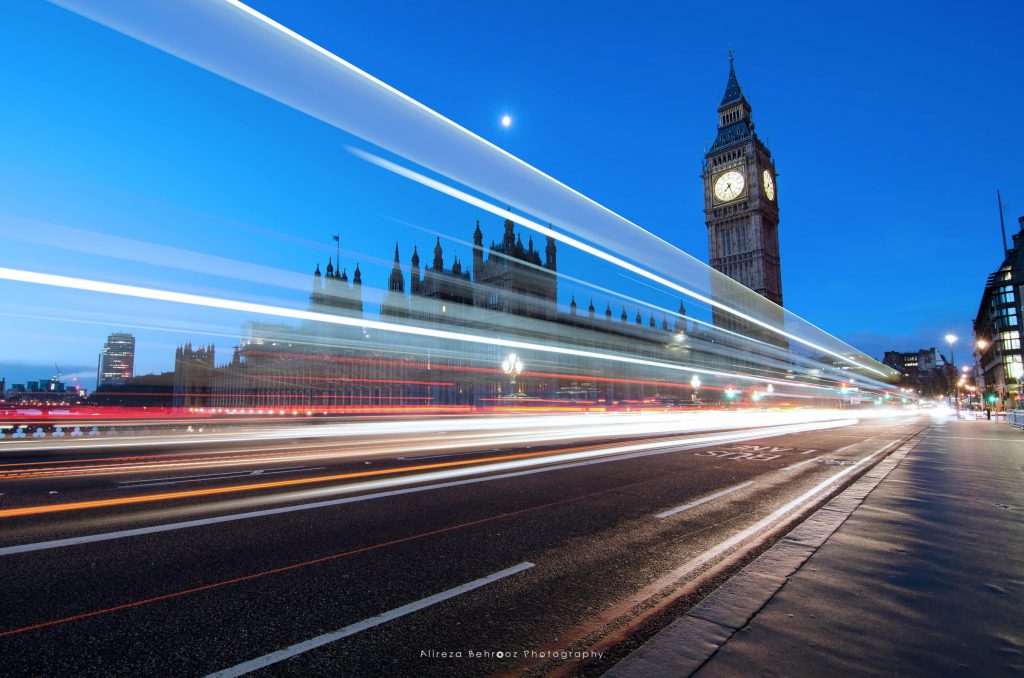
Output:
left=0, top=439, right=629, bottom=519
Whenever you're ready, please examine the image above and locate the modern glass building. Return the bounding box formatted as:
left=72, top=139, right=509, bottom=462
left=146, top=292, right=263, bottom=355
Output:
left=974, top=217, right=1024, bottom=408
left=96, top=332, right=136, bottom=388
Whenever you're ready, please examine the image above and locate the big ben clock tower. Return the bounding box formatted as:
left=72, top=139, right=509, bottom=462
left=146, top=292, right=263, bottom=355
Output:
left=702, top=53, right=783, bottom=329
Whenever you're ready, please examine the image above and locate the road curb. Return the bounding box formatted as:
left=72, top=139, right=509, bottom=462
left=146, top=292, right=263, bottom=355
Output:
left=604, top=434, right=921, bottom=677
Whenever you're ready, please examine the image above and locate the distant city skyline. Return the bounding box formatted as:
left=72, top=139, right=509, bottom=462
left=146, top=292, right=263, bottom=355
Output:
left=0, top=1, right=1022, bottom=388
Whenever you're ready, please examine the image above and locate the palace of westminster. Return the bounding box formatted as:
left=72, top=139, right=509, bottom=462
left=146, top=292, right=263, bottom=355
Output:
left=170, top=57, right=787, bottom=409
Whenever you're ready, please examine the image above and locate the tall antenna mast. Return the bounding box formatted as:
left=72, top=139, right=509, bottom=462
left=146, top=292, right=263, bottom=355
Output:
left=998, top=189, right=1008, bottom=255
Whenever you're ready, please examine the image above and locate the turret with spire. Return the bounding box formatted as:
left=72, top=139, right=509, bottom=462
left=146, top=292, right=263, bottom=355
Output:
left=710, top=49, right=755, bottom=153
left=410, top=245, right=421, bottom=295
left=388, top=244, right=404, bottom=293
left=545, top=226, right=557, bottom=271
left=309, top=234, right=363, bottom=317
left=502, top=216, right=516, bottom=254
left=382, top=243, right=409, bottom=319
left=472, top=220, right=484, bottom=279
left=433, top=237, right=444, bottom=272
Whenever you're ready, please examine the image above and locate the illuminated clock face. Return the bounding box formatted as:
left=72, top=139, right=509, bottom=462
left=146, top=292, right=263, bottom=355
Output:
left=713, top=170, right=745, bottom=202
left=763, top=170, right=776, bottom=201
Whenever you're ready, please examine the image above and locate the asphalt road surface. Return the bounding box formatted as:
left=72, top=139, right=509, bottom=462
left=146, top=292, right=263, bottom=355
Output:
left=0, top=412, right=927, bottom=676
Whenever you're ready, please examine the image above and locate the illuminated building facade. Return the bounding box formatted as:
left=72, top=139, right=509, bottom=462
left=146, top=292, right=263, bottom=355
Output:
left=96, top=332, right=136, bottom=388
left=176, top=216, right=709, bottom=410
left=973, top=216, right=1024, bottom=408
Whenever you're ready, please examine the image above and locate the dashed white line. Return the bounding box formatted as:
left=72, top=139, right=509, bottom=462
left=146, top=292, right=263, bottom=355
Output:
left=782, top=457, right=822, bottom=472
left=397, top=450, right=485, bottom=461
left=119, top=467, right=324, bottom=489
left=205, top=561, right=535, bottom=677
left=118, top=467, right=311, bottom=485
left=656, top=481, right=753, bottom=519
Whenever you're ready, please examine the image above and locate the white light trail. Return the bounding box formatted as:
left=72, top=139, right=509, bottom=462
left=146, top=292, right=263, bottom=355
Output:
left=351, top=148, right=888, bottom=379
left=0, top=266, right=835, bottom=391
left=0, top=418, right=861, bottom=556
left=49, top=0, right=898, bottom=386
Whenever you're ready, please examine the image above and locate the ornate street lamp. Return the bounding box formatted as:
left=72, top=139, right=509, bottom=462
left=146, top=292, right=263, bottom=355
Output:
left=502, top=353, right=524, bottom=396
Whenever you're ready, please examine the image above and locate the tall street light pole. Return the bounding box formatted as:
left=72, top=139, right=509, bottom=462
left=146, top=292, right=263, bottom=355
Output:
left=976, top=338, right=990, bottom=409
left=945, top=334, right=959, bottom=418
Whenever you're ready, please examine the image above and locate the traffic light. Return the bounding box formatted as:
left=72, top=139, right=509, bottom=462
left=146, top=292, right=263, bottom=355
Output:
left=724, top=386, right=737, bottom=400
left=987, top=394, right=998, bottom=404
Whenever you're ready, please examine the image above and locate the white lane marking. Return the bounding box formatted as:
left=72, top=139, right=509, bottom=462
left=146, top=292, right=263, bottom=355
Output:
left=205, top=561, right=535, bottom=677
left=119, top=467, right=325, bottom=489
left=396, top=450, right=485, bottom=461
left=118, top=467, right=310, bottom=485
left=635, top=438, right=904, bottom=598
left=0, top=420, right=858, bottom=557
left=783, top=435, right=880, bottom=472
left=782, top=457, right=822, bottom=472
left=655, top=481, right=753, bottom=519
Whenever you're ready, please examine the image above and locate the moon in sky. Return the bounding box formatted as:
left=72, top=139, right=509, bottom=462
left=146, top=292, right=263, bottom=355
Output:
left=501, top=114, right=512, bottom=128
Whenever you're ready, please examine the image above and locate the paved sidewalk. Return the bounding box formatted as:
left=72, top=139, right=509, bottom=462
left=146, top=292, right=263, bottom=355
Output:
left=609, top=419, right=1024, bottom=676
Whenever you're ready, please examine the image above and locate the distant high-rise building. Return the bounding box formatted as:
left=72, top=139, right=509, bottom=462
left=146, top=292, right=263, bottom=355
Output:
left=97, top=332, right=136, bottom=388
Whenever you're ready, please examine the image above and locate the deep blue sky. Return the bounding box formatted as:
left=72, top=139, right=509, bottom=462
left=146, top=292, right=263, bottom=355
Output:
left=1, top=0, right=1022, bottom=386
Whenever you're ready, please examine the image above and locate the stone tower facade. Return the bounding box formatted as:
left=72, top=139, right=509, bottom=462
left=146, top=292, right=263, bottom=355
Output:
left=702, top=54, right=783, bottom=326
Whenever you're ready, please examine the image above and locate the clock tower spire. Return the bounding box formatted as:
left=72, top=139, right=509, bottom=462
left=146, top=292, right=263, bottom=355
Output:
left=702, top=52, right=783, bottom=340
